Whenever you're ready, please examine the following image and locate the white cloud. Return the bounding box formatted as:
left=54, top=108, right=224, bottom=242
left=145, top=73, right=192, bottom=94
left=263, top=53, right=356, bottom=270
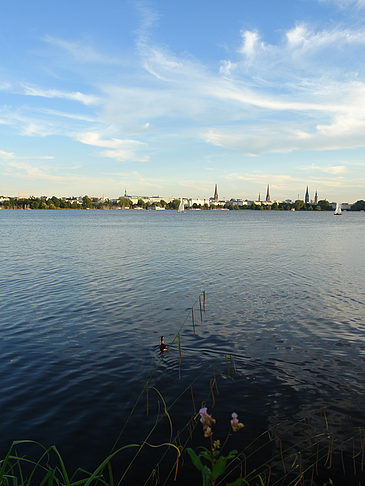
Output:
left=0, top=149, right=55, bottom=163
left=38, top=108, right=96, bottom=122
left=0, top=149, right=16, bottom=160
left=299, top=164, right=348, bottom=174
left=219, top=60, right=236, bottom=76
left=43, top=35, right=120, bottom=64
left=239, top=30, right=263, bottom=58
left=75, top=132, right=149, bottom=162
left=319, top=0, right=365, bottom=9
left=22, top=84, right=100, bottom=106
left=0, top=82, right=12, bottom=91
left=285, top=23, right=365, bottom=51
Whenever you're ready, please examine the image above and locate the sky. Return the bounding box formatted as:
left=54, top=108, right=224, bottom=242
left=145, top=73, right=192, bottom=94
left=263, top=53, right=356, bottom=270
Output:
left=1, top=0, right=365, bottom=202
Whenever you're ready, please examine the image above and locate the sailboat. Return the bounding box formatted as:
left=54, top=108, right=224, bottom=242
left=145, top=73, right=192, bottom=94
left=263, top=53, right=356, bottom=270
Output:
left=334, top=202, right=342, bottom=215
left=178, top=198, right=184, bottom=213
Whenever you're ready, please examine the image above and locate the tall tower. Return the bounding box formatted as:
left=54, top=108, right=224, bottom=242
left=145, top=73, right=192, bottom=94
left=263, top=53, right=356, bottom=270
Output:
left=258, top=193, right=261, bottom=202
left=314, top=190, right=318, bottom=205
left=305, top=186, right=309, bottom=204
left=213, top=184, right=218, bottom=201
left=266, top=184, right=270, bottom=202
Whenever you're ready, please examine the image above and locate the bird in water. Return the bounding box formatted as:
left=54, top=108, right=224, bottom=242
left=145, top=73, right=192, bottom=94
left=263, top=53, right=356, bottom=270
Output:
left=160, top=336, right=168, bottom=352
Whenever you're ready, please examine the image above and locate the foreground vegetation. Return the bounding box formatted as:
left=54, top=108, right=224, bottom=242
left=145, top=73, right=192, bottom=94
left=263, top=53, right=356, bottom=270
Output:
left=1, top=292, right=363, bottom=485
left=1, top=195, right=365, bottom=211
left=1, top=407, right=363, bottom=486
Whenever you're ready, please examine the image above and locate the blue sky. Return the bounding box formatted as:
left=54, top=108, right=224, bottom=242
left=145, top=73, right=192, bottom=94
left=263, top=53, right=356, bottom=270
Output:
left=1, top=0, right=365, bottom=202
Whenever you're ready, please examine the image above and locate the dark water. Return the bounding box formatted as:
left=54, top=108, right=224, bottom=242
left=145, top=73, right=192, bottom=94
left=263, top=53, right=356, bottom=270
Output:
left=1, top=210, right=364, bottom=483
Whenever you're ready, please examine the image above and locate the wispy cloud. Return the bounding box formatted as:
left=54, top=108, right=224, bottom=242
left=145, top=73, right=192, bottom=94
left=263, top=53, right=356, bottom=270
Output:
left=319, top=0, right=365, bottom=9
left=43, top=35, right=120, bottom=64
left=1, top=2, right=365, bottom=200
left=299, top=164, right=348, bottom=174
left=0, top=149, right=16, bottom=160
left=75, top=131, right=149, bottom=162
left=22, top=84, right=100, bottom=106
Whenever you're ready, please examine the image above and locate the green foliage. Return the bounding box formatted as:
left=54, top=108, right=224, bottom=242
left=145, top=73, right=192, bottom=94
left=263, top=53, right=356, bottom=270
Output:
left=166, top=199, right=180, bottom=210
left=317, top=199, right=332, bottom=211
left=294, top=199, right=305, bottom=211
left=351, top=199, right=365, bottom=211
left=187, top=447, right=240, bottom=486
left=82, top=195, right=92, bottom=209
left=118, top=197, right=132, bottom=208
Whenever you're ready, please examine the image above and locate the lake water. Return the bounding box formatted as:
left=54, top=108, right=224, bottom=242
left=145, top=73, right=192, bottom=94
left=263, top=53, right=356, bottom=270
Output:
left=1, top=209, right=364, bottom=484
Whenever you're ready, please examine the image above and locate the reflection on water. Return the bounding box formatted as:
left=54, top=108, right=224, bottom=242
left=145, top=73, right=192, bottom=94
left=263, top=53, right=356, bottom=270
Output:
left=0, top=210, right=364, bottom=479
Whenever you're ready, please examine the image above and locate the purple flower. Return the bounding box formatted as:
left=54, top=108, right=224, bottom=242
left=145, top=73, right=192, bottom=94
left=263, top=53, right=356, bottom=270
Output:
left=199, top=407, right=216, bottom=437
left=230, top=412, right=244, bottom=432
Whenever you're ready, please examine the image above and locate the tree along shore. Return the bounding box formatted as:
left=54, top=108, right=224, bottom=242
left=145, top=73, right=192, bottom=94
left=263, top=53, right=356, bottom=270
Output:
left=1, top=195, right=365, bottom=211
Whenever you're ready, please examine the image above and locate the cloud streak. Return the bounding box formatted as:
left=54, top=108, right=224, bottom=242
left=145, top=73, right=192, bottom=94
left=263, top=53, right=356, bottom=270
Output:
left=22, top=84, right=100, bottom=106
left=75, top=132, right=149, bottom=162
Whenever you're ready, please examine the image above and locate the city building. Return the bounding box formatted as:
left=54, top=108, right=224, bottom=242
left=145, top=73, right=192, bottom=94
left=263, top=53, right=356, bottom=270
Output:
left=229, top=199, right=248, bottom=207
left=187, top=198, right=211, bottom=207
left=213, top=184, right=218, bottom=201
left=266, top=185, right=270, bottom=202
left=305, top=186, right=310, bottom=204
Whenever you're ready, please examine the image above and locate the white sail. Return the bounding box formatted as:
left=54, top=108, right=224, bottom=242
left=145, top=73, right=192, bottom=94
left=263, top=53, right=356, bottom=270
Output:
left=178, top=198, right=184, bottom=213
left=334, top=202, right=342, bottom=215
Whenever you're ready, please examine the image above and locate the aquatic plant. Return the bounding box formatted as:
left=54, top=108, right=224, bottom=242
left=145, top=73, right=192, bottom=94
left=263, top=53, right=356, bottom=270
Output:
left=187, top=408, right=245, bottom=486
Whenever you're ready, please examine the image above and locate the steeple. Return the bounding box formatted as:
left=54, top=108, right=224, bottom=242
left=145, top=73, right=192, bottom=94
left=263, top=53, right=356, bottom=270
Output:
left=314, top=189, right=318, bottom=205
left=124, top=188, right=127, bottom=197
left=213, top=184, right=218, bottom=201
left=305, top=186, right=309, bottom=204
left=265, top=184, right=270, bottom=202
left=258, top=193, right=261, bottom=202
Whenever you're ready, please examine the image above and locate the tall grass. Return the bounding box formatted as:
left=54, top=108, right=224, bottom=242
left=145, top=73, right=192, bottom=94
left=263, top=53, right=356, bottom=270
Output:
left=1, top=292, right=363, bottom=485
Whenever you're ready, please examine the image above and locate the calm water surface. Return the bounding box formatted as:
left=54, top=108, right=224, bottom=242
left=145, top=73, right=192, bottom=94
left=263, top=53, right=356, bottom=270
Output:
left=1, top=210, right=364, bottom=481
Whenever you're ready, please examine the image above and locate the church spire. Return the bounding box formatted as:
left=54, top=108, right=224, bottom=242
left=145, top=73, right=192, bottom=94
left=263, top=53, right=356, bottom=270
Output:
left=266, top=184, right=270, bottom=202
left=305, top=186, right=309, bottom=204
left=213, top=184, right=218, bottom=201
left=314, top=189, right=318, bottom=205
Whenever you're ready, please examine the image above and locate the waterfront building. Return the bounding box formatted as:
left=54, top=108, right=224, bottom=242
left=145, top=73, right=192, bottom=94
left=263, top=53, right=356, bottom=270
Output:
left=266, top=185, right=270, bottom=202
left=209, top=184, right=226, bottom=206
left=187, top=198, right=211, bottom=207
left=213, top=184, right=218, bottom=201
left=229, top=199, right=248, bottom=207
left=127, top=196, right=176, bottom=205
left=341, top=203, right=352, bottom=210
left=305, top=186, right=310, bottom=204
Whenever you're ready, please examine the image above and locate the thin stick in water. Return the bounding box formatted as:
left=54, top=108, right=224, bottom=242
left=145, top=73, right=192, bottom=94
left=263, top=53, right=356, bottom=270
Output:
left=209, top=378, right=215, bottom=408
left=225, top=354, right=230, bottom=377
left=146, top=383, right=149, bottom=416
left=178, top=334, right=182, bottom=379
left=280, top=439, right=286, bottom=474
left=190, top=385, right=196, bottom=415
left=192, top=307, right=195, bottom=336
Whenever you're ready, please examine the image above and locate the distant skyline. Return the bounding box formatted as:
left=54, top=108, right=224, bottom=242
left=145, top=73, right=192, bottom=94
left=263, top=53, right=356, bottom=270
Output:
left=1, top=0, right=365, bottom=202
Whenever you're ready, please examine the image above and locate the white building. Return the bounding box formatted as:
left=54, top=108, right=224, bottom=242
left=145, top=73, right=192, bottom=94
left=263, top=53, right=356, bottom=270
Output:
left=228, top=199, right=248, bottom=207
left=187, top=198, right=210, bottom=207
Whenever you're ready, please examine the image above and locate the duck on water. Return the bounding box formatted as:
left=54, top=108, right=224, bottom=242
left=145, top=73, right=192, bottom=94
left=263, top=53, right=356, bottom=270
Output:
left=160, top=336, right=168, bottom=352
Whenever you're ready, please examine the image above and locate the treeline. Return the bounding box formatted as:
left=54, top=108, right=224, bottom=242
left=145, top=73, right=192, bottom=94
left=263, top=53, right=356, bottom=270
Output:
left=1, top=196, right=365, bottom=211
left=0, top=196, right=183, bottom=210
left=224, top=200, right=333, bottom=211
